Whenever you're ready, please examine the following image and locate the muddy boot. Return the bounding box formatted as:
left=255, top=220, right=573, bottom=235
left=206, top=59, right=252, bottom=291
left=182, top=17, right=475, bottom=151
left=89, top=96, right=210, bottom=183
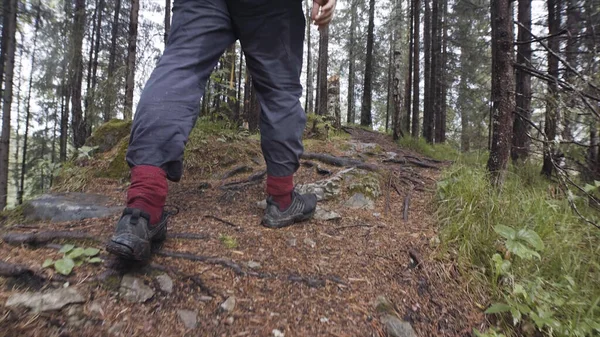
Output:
left=106, top=208, right=168, bottom=261
left=262, top=191, right=317, bottom=229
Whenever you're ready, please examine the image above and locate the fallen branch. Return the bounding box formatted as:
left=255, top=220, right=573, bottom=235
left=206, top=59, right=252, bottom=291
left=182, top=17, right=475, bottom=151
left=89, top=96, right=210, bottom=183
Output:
left=301, top=152, right=378, bottom=171
left=221, top=165, right=252, bottom=180
left=383, top=157, right=440, bottom=169
left=168, top=232, right=210, bottom=240
left=157, top=251, right=245, bottom=275
left=204, top=215, right=240, bottom=230
left=220, top=170, right=267, bottom=190
left=335, top=224, right=375, bottom=231
left=3, top=231, right=100, bottom=246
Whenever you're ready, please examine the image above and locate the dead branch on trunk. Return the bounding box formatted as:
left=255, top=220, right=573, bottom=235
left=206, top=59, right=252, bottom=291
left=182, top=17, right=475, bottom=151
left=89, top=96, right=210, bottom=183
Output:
left=301, top=152, right=378, bottom=171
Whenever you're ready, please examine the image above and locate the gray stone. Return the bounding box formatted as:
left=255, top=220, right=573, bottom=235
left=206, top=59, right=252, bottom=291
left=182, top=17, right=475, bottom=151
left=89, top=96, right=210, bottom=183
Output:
left=156, top=274, right=174, bottom=294
left=120, top=274, right=154, bottom=303
left=344, top=193, right=375, bottom=209
left=247, top=261, right=261, bottom=269
left=257, top=200, right=268, bottom=209
left=272, top=329, right=285, bottom=337
left=382, top=315, right=417, bottom=337
left=22, top=192, right=121, bottom=222
left=224, top=316, right=235, bottom=325
left=66, top=305, right=86, bottom=328
left=287, top=238, right=297, bottom=247
left=313, top=206, right=341, bottom=221
left=177, top=309, right=198, bottom=329
left=5, top=287, right=85, bottom=312
left=303, top=238, right=316, bottom=248
left=220, top=296, right=236, bottom=313
left=198, top=295, right=213, bottom=302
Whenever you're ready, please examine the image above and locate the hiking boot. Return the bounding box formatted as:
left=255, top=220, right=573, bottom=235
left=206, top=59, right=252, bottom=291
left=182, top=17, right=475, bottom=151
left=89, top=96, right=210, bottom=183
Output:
left=106, top=208, right=168, bottom=261
left=262, top=191, right=317, bottom=229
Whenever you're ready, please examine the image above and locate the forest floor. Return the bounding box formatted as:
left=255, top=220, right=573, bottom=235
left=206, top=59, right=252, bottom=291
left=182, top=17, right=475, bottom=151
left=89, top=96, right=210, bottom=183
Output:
left=0, top=126, right=486, bottom=337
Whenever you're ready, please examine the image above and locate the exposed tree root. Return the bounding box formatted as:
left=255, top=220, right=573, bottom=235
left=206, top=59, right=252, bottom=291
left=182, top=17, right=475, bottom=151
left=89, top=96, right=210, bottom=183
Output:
left=203, top=215, right=240, bottom=230
left=221, top=165, right=252, bottom=180
left=3, top=231, right=100, bottom=246
left=383, top=157, right=440, bottom=169
left=220, top=170, right=267, bottom=190
left=301, top=152, right=379, bottom=171
left=0, top=261, right=65, bottom=288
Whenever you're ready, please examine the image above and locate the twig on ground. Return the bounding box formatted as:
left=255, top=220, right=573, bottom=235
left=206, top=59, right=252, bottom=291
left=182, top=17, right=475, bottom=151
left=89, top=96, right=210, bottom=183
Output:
left=204, top=215, right=241, bottom=230
left=220, top=170, right=267, bottom=190
left=221, top=165, right=252, bottom=180
left=301, top=152, right=379, bottom=171
left=157, top=251, right=245, bottom=275
left=383, top=157, right=440, bottom=169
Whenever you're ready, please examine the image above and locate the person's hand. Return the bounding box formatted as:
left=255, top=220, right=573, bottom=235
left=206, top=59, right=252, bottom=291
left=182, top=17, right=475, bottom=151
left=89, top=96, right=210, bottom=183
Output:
left=311, top=0, right=336, bottom=29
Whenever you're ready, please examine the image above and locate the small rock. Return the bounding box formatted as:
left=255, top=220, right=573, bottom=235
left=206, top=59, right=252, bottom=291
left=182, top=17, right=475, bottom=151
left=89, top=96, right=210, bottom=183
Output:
left=382, top=315, right=417, bottom=337
left=287, top=238, right=297, bottom=247
left=256, top=200, right=267, bottom=209
left=313, top=207, right=341, bottom=221
left=430, top=235, right=441, bottom=247
left=5, top=287, right=85, bottom=312
left=344, top=193, right=375, bottom=209
left=303, top=238, right=316, bottom=248
left=108, top=321, right=126, bottom=336
left=385, top=152, right=398, bottom=159
left=87, top=301, right=104, bottom=316
left=120, top=274, right=154, bottom=303
left=198, top=295, right=213, bottom=302
left=22, top=192, right=121, bottom=222
left=156, top=274, right=174, bottom=294
left=220, top=296, right=236, bottom=313
left=247, top=261, right=261, bottom=269
left=272, top=329, right=285, bottom=337
left=177, top=309, right=198, bottom=329
left=373, top=296, right=396, bottom=315
left=320, top=317, right=329, bottom=323
left=373, top=212, right=381, bottom=218
left=225, top=316, right=235, bottom=325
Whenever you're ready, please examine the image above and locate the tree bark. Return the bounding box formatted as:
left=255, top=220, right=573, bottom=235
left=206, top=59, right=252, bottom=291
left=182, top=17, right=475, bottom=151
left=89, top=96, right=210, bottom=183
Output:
left=328, top=75, right=341, bottom=128
left=511, top=0, right=532, bottom=162
left=541, top=0, right=561, bottom=177
left=433, top=0, right=444, bottom=143
left=487, top=0, right=515, bottom=187
left=71, top=0, right=87, bottom=148
left=360, top=0, right=376, bottom=127
left=422, top=0, right=433, bottom=142
left=0, top=0, right=18, bottom=210
left=104, top=0, right=121, bottom=122
left=439, top=0, right=447, bottom=143
left=19, top=5, right=42, bottom=204
left=392, top=0, right=404, bottom=140
left=404, top=0, right=414, bottom=137
left=316, top=26, right=329, bottom=116
left=124, top=0, right=140, bottom=120
left=411, top=0, right=421, bottom=137
left=164, top=0, right=171, bottom=46
left=347, top=0, right=357, bottom=124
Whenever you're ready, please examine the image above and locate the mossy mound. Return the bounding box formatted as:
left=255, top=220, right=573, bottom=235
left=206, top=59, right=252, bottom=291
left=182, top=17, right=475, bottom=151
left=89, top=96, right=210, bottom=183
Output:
left=103, top=136, right=131, bottom=180
left=345, top=169, right=382, bottom=200
left=85, top=119, right=132, bottom=153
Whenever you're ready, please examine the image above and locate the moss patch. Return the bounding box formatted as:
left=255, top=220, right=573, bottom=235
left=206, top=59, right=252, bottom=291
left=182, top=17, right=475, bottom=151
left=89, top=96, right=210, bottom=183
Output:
left=85, top=119, right=132, bottom=153
left=345, top=169, right=382, bottom=199
left=103, top=136, right=131, bottom=180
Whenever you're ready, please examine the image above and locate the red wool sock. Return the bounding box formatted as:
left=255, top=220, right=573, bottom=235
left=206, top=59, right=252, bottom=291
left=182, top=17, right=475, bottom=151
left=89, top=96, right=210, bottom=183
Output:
left=266, top=175, right=293, bottom=210
left=127, top=165, right=168, bottom=225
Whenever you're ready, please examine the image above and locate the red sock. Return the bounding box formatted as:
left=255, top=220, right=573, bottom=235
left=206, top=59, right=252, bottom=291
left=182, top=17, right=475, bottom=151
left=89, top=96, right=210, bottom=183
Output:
left=127, top=165, right=168, bottom=225
left=266, top=175, right=293, bottom=210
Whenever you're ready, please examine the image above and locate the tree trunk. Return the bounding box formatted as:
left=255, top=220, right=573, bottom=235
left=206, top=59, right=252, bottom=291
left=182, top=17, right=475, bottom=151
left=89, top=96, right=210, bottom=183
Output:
left=360, top=0, right=376, bottom=127
left=236, top=47, right=243, bottom=124
left=511, top=0, right=532, bottom=162
left=392, top=0, right=404, bottom=140
left=562, top=0, right=579, bottom=141
left=347, top=0, right=357, bottom=124
left=124, top=0, right=140, bottom=120
left=164, top=0, right=171, bottom=46
left=316, top=26, right=329, bottom=116
left=422, top=0, right=433, bottom=142
left=411, top=0, right=421, bottom=137
left=104, top=0, right=121, bottom=122
left=487, top=0, right=515, bottom=187
left=12, top=45, right=23, bottom=201
left=248, top=75, right=260, bottom=132
left=386, top=31, right=394, bottom=133
left=328, top=75, right=341, bottom=128
left=19, top=5, right=42, bottom=204
left=439, top=0, right=447, bottom=143
left=433, top=0, right=444, bottom=143
left=541, top=0, right=561, bottom=177
left=71, top=0, right=87, bottom=148
left=226, top=44, right=237, bottom=121
left=404, top=0, right=414, bottom=137
left=305, top=1, right=313, bottom=114
left=0, top=0, right=18, bottom=210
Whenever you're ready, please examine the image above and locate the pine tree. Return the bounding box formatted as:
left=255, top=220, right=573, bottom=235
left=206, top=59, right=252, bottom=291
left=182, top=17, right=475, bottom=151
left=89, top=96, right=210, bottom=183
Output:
left=411, top=0, right=421, bottom=137
left=124, top=0, right=140, bottom=120
left=71, top=0, right=87, bottom=148
left=360, top=0, right=376, bottom=127
left=347, top=0, right=358, bottom=124
left=316, top=26, right=329, bottom=116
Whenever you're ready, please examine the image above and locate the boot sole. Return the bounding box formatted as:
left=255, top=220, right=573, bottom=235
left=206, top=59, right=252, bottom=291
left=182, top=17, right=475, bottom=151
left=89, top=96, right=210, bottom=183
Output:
left=106, top=229, right=167, bottom=261
left=262, top=210, right=316, bottom=229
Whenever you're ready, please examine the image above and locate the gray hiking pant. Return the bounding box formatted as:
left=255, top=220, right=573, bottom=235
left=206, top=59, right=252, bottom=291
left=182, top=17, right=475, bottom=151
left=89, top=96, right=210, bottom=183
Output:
left=126, top=0, right=306, bottom=182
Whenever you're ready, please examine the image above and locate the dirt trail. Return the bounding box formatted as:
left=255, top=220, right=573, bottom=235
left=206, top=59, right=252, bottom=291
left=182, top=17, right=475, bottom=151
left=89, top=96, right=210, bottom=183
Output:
left=0, top=128, right=483, bottom=337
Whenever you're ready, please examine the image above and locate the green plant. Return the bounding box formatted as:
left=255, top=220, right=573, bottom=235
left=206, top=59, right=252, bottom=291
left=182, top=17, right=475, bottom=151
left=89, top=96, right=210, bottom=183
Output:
left=43, top=244, right=103, bottom=275
left=219, top=235, right=238, bottom=249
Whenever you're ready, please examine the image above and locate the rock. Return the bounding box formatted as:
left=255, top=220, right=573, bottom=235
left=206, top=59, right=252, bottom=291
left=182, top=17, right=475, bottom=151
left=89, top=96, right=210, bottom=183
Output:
left=177, top=309, right=198, bottom=329
left=256, top=200, right=267, bottom=209
left=22, top=192, right=121, bottom=222
left=87, top=301, right=104, bottom=317
left=66, top=305, right=86, bottom=328
left=247, top=261, right=261, bottom=269
left=373, top=296, right=396, bottom=315
left=108, top=321, right=126, bottom=336
left=430, top=235, right=441, bottom=247
left=220, top=296, right=236, bottom=313
left=120, top=274, right=154, bottom=303
left=345, top=169, right=382, bottom=199
left=272, top=329, right=285, bottom=337
left=382, top=315, right=417, bottom=337
left=5, top=287, right=85, bottom=312
left=320, top=317, right=329, bottom=323
left=385, top=152, right=398, bottom=159
left=287, top=238, right=297, bottom=247
left=224, top=316, right=235, bottom=325
left=303, top=238, right=316, bottom=248
left=198, top=295, right=213, bottom=302
left=373, top=212, right=381, bottom=218
left=156, top=274, right=174, bottom=294
left=344, top=193, right=375, bottom=209
left=314, top=206, right=341, bottom=221
left=84, top=119, right=132, bottom=153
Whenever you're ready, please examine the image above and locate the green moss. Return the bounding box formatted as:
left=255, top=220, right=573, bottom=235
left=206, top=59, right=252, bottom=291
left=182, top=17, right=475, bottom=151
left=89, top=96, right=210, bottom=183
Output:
left=103, top=136, right=130, bottom=180
left=346, top=170, right=382, bottom=199
left=85, top=119, right=132, bottom=153
left=219, top=234, right=238, bottom=249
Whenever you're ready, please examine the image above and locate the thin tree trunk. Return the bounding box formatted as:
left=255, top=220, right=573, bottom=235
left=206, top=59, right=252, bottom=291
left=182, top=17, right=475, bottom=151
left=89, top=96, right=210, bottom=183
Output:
left=236, top=47, right=243, bottom=124
left=226, top=44, right=237, bottom=120
left=432, top=0, right=442, bottom=143
left=84, top=0, right=98, bottom=114
left=124, top=0, right=140, bottom=120
left=411, top=0, right=421, bottom=137
left=422, top=0, right=433, bottom=142
left=386, top=31, right=394, bottom=133
left=164, top=0, right=171, bottom=46
left=541, top=0, right=561, bottom=177
left=12, top=44, right=23, bottom=201
left=360, top=0, right=376, bottom=127
left=392, top=0, right=404, bottom=140
left=511, top=0, right=532, bottom=162
left=104, top=0, right=121, bottom=122
left=316, top=26, right=329, bottom=116
left=562, top=0, right=579, bottom=141
left=439, top=0, right=447, bottom=143
left=0, top=0, right=19, bottom=210
left=487, top=0, right=515, bottom=187
left=19, top=5, right=42, bottom=204
left=71, top=0, right=87, bottom=148
left=404, top=0, right=414, bottom=137
left=347, top=0, right=357, bottom=124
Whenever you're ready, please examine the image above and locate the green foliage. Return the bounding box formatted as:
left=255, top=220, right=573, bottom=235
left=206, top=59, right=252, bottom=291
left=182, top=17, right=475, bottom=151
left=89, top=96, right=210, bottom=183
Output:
left=436, top=161, right=600, bottom=336
left=397, top=137, right=459, bottom=161
left=219, top=234, right=238, bottom=249
left=103, top=136, right=130, bottom=179
left=43, top=244, right=103, bottom=276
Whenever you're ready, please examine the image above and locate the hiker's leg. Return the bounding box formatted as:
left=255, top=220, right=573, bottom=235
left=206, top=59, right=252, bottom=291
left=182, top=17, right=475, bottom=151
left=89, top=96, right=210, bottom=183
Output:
left=125, top=0, right=235, bottom=224
left=230, top=0, right=306, bottom=210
